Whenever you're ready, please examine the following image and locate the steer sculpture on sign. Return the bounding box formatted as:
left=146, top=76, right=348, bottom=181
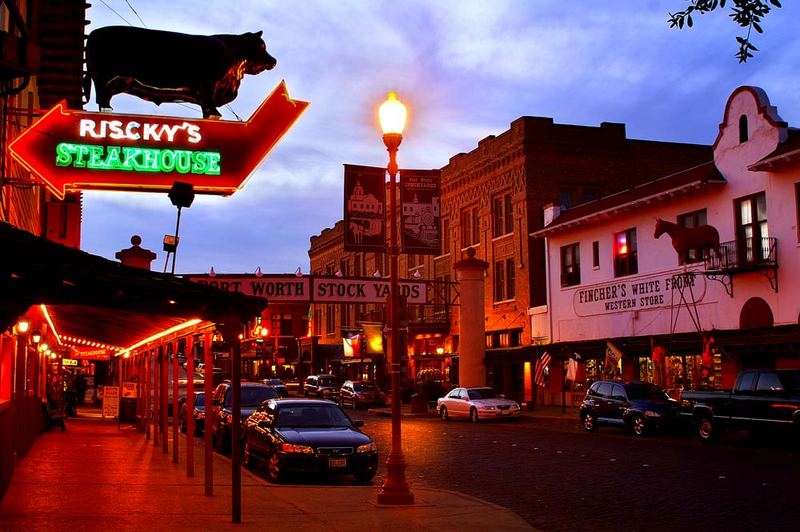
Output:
left=84, top=26, right=277, bottom=118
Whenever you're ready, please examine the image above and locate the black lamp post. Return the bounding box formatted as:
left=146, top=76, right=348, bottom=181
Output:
left=164, top=181, right=195, bottom=274
left=376, top=92, right=414, bottom=505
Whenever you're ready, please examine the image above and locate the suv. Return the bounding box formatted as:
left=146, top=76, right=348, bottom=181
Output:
left=304, top=374, right=340, bottom=400
left=579, top=380, right=678, bottom=436
left=210, top=382, right=280, bottom=454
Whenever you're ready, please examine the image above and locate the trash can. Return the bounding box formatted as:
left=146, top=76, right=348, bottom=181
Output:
left=119, top=398, right=137, bottom=423
left=410, top=393, right=428, bottom=414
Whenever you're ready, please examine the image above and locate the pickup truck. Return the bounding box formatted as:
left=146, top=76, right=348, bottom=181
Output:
left=679, top=369, right=800, bottom=443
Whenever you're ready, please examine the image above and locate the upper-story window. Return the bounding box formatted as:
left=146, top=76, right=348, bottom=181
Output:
left=461, top=204, right=480, bottom=248
left=559, top=185, right=601, bottom=210
left=560, top=243, right=580, bottom=287
left=613, top=228, right=638, bottom=277
left=739, top=114, right=749, bottom=143
left=795, top=183, right=800, bottom=243
left=592, top=241, right=600, bottom=269
left=736, top=192, right=768, bottom=263
left=677, top=209, right=708, bottom=264
left=493, top=258, right=515, bottom=302
left=492, top=193, right=513, bottom=237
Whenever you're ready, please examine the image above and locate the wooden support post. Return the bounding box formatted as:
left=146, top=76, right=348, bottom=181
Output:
left=161, top=345, right=168, bottom=455
left=204, top=330, right=213, bottom=496
left=186, top=335, right=194, bottom=477
left=153, top=348, right=159, bottom=446
left=173, top=340, right=179, bottom=464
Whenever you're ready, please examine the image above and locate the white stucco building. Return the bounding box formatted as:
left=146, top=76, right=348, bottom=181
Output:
left=531, top=86, right=800, bottom=403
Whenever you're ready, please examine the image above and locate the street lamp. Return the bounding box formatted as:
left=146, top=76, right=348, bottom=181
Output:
left=376, top=92, right=414, bottom=505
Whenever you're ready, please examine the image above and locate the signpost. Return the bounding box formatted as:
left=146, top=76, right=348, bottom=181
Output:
left=9, top=82, right=308, bottom=199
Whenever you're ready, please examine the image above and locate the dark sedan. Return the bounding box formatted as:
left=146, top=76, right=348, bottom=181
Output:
left=242, top=399, right=378, bottom=484
left=179, top=391, right=205, bottom=436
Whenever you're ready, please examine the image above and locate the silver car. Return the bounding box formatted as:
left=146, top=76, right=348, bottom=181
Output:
left=437, top=387, right=521, bottom=422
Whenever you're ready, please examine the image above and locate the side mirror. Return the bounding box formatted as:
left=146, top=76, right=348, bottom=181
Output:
left=353, top=420, right=364, bottom=428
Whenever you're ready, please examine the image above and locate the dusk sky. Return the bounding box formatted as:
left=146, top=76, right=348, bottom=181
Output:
left=81, top=1, right=800, bottom=276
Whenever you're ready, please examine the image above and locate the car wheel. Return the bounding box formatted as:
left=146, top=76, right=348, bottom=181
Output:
left=582, top=412, right=598, bottom=432
left=440, top=406, right=449, bottom=421
left=469, top=408, right=479, bottom=423
left=631, top=414, right=647, bottom=436
left=354, top=468, right=376, bottom=484
left=243, top=439, right=258, bottom=470
left=696, top=415, right=720, bottom=444
left=268, top=451, right=285, bottom=483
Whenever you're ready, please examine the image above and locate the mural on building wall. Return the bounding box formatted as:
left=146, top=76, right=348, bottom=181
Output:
left=654, top=218, right=722, bottom=265
left=400, top=169, right=441, bottom=255
left=343, top=164, right=386, bottom=253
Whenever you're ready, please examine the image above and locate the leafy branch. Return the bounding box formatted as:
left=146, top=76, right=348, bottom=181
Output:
left=668, top=0, right=782, bottom=62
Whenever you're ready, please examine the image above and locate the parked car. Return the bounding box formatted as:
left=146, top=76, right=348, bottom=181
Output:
left=679, top=369, right=800, bottom=443
left=339, top=380, right=385, bottom=409
left=261, top=378, right=289, bottom=397
left=579, top=380, right=678, bottom=436
left=437, top=387, right=521, bottom=422
left=242, top=398, right=379, bottom=484
left=179, top=391, right=205, bottom=436
left=304, top=374, right=340, bottom=400
left=210, top=382, right=280, bottom=454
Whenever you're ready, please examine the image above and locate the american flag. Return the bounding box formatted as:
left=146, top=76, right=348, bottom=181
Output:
left=535, top=352, right=552, bottom=387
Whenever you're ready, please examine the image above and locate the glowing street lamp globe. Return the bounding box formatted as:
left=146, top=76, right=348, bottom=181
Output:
left=379, top=92, right=407, bottom=135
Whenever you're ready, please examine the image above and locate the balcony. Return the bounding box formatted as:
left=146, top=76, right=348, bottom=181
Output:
left=704, top=237, right=777, bottom=295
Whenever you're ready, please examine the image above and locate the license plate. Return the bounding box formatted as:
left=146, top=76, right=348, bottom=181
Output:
left=328, top=457, right=347, bottom=469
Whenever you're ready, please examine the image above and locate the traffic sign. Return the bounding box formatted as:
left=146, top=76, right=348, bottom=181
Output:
left=9, top=81, right=308, bottom=199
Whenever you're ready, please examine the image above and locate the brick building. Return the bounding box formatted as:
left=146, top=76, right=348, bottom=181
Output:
left=439, top=116, right=712, bottom=402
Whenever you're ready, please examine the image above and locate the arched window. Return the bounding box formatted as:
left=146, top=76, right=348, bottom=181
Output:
left=739, top=297, right=773, bottom=329
left=739, top=114, right=749, bottom=143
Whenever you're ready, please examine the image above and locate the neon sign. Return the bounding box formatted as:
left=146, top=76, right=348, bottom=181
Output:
left=9, top=81, right=308, bottom=199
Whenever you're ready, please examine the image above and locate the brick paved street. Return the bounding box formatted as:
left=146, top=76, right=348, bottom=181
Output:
left=348, top=414, right=800, bottom=532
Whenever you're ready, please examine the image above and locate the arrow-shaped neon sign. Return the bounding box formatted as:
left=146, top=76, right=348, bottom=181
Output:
left=9, top=81, right=308, bottom=199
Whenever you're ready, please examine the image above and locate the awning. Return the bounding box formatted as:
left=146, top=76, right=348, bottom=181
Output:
left=1, top=221, right=266, bottom=349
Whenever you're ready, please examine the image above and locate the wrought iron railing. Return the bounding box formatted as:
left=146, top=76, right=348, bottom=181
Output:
left=704, top=237, right=777, bottom=271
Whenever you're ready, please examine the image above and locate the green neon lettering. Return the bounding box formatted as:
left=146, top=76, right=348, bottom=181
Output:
left=53, top=143, right=223, bottom=176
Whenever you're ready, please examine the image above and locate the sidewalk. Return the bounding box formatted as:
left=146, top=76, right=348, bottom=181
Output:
left=0, top=407, right=534, bottom=531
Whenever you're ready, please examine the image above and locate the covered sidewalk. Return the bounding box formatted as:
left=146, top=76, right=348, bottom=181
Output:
left=0, top=407, right=533, bottom=531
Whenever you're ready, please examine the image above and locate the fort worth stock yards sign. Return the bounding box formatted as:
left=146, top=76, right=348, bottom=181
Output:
left=9, top=82, right=307, bottom=198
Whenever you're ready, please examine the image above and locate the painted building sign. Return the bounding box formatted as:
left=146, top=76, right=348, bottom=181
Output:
left=9, top=82, right=308, bottom=199
left=573, top=269, right=706, bottom=317
left=184, top=274, right=426, bottom=304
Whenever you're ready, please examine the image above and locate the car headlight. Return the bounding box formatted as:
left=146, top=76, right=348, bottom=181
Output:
left=357, top=442, right=377, bottom=454
left=644, top=410, right=661, bottom=418
left=510, top=403, right=520, bottom=410
left=479, top=405, right=496, bottom=411
left=280, top=442, right=314, bottom=454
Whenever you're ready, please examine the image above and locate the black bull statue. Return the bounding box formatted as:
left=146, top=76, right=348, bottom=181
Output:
left=84, top=26, right=277, bottom=118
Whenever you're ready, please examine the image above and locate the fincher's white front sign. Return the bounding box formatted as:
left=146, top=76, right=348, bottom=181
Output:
left=572, top=270, right=706, bottom=317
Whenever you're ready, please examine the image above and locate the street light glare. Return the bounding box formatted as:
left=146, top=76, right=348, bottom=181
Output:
left=379, top=92, right=407, bottom=135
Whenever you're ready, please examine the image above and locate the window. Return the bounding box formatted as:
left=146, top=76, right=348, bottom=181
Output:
left=492, top=193, right=513, bottom=237
left=271, top=313, right=293, bottom=336
left=756, top=372, right=783, bottom=393
left=493, top=258, right=515, bottom=302
left=560, top=243, right=580, bottom=287
left=677, top=209, right=708, bottom=263
left=613, top=228, right=638, bottom=277
left=795, top=183, right=800, bottom=243
left=441, top=217, right=450, bottom=256
left=739, top=114, right=748, bottom=143
left=559, top=185, right=601, bottom=210
left=325, top=304, right=336, bottom=335
left=592, top=241, right=600, bottom=269
left=735, top=192, right=768, bottom=263
left=461, top=205, right=480, bottom=247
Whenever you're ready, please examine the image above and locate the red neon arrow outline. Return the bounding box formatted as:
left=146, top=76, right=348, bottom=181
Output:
left=9, top=81, right=308, bottom=199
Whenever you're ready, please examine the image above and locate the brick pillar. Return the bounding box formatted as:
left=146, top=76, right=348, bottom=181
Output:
left=454, top=248, right=488, bottom=387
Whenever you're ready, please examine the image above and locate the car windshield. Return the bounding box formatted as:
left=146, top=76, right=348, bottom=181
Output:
left=233, top=386, right=279, bottom=406
left=625, top=384, right=668, bottom=401
left=467, top=388, right=498, bottom=400
left=275, top=405, right=352, bottom=428
left=318, top=376, right=337, bottom=387
left=353, top=383, right=375, bottom=392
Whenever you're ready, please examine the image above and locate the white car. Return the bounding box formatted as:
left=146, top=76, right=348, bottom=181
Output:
left=437, top=387, right=521, bottom=422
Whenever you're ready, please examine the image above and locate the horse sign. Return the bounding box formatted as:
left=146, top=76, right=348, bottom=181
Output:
left=654, top=217, right=722, bottom=265
left=9, top=82, right=308, bottom=199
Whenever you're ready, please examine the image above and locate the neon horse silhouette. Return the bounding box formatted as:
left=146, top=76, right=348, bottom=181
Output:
left=654, top=218, right=722, bottom=265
